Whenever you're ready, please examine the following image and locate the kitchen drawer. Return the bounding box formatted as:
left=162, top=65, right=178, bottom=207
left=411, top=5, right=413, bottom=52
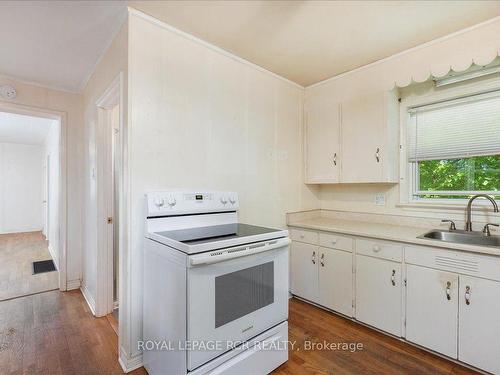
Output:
left=289, top=228, right=318, bottom=244
left=405, top=245, right=500, bottom=282
left=319, top=232, right=353, bottom=252
left=356, top=238, right=402, bottom=262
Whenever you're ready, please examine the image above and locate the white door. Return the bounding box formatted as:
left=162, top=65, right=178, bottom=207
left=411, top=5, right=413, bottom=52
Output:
left=340, top=92, right=385, bottom=183
left=406, top=265, right=458, bottom=358
left=304, top=100, right=341, bottom=183
left=290, top=241, right=319, bottom=302
left=459, top=276, right=500, bottom=374
left=318, top=247, right=353, bottom=316
left=355, top=255, right=402, bottom=336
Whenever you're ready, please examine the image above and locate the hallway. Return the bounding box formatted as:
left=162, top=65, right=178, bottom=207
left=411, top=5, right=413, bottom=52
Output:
left=0, top=232, right=58, bottom=301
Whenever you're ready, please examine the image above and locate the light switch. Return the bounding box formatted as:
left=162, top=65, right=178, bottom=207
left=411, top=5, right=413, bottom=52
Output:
left=375, top=193, right=386, bottom=206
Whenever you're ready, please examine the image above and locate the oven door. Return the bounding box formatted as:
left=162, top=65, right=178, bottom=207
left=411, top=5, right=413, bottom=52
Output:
left=186, top=238, right=289, bottom=370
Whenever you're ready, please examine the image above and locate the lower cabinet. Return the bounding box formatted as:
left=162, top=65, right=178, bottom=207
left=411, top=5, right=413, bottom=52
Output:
left=318, top=247, right=353, bottom=316
left=355, top=255, right=402, bottom=336
left=459, top=276, right=500, bottom=374
left=290, top=241, right=319, bottom=303
left=290, top=227, right=500, bottom=374
left=290, top=241, right=353, bottom=316
left=406, top=265, right=458, bottom=358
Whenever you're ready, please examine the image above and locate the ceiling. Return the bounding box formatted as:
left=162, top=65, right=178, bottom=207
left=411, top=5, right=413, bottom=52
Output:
left=130, top=0, right=500, bottom=86
left=0, top=112, right=54, bottom=145
left=0, top=1, right=127, bottom=92
left=1, top=1, right=500, bottom=91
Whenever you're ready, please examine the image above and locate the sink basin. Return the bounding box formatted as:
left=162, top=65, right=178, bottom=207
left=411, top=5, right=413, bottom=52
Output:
left=418, top=229, right=500, bottom=247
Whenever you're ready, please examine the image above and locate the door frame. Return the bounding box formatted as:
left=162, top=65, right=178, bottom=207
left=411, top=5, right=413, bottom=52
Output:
left=95, top=73, right=124, bottom=317
left=0, top=101, right=67, bottom=290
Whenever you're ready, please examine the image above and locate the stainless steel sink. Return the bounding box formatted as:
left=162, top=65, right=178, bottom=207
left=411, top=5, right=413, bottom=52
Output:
left=418, top=229, right=500, bottom=247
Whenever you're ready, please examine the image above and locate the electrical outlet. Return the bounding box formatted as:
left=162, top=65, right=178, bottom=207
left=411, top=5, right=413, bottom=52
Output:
left=375, top=193, right=386, bottom=206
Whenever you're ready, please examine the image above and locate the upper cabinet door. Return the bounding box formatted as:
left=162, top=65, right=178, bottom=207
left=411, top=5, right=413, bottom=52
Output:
left=340, top=90, right=399, bottom=183
left=304, top=100, right=341, bottom=183
left=459, top=276, right=500, bottom=374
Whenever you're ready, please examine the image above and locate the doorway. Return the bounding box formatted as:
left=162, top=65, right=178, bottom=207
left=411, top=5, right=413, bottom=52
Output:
left=0, top=110, right=61, bottom=301
left=94, top=74, right=123, bottom=336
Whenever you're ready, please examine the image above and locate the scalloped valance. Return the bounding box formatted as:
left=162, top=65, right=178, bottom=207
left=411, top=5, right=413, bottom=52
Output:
left=392, top=48, right=500, bottom=89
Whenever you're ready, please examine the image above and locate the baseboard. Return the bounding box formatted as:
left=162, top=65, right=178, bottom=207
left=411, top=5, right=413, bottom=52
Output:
left=80, top=284, right=96, bottom=316
left=66, top=279, right=81, bottom=290
left=119, top=347, right=143, bottom=373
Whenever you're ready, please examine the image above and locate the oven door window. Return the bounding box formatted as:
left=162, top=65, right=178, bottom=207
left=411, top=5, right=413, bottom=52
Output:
left=215, top=261, right=274, bottom=328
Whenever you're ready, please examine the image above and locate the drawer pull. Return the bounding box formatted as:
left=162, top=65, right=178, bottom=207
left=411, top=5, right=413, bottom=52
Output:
left=373, top=245, right=381, bottom=252
left=391, top=270, right=396, bottom=286
left=320, top=253, right=325, bottom=267
left=465, top=286, right=471, bottom=305
left=311, top=251, right=316, bottom=265
left=446, top=281, right=451, bottom=301
left=300, top=234, right=305, bottom=239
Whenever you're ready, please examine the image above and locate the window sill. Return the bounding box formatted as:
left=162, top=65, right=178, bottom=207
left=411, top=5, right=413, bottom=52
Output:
left=397, top=201, right=499, bottom=213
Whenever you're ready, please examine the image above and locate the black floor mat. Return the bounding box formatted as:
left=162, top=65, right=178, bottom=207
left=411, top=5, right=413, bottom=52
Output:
left=33, top=260, right=57, bottom=274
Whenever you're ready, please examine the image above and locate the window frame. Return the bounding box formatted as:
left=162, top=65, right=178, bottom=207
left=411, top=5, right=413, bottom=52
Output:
left=399, top=76, right=500, bottom=208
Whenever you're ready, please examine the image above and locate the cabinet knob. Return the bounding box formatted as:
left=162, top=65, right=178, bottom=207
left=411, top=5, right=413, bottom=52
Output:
left=331, top=239, right=337, bottom=245
left=446, top=281, right=451, bottom=301
left=373, top=245, right=381, bottom=252
left=465, top=285, right=471, bottom=305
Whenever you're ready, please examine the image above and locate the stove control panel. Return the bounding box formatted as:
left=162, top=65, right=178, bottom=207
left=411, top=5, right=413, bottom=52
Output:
left=146, top=191, right=239, bottom=217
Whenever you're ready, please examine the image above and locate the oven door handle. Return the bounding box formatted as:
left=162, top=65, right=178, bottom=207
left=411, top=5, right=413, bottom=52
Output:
left=189, top=237, right=290, bottom=266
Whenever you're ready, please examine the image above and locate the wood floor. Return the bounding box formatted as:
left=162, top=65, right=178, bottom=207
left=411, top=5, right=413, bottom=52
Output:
left=0, top=232, right=59, bottom=301
left=0, top=289, right=147, bottom=375
left=272, top=298, right=479, bottom=375
left=0, top=290, right=479, bottom=375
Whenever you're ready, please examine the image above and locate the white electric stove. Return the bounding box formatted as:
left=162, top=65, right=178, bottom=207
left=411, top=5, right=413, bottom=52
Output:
left=143, top=191, right=289, bottom=375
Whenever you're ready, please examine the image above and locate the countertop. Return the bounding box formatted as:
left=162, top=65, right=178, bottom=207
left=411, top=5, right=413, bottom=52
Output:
left=288, top=216, right=500, bottom=257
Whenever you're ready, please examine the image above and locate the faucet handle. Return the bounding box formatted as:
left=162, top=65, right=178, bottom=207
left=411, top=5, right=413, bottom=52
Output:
left=442, top=219, right=456, bottom=231
left=483, top=223, right=499, bottom=236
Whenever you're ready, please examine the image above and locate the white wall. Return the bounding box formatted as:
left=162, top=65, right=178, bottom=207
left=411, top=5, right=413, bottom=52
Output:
left=125, top=11, right=319, bottom=362
left=81, top=19, right=128, bottom=313
left=44, top=120, right=60, bottom=267
left=0, top=142, right=43, bottom=233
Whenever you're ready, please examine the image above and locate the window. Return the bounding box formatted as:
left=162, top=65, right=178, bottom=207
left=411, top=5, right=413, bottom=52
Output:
left=408, top=90, right=500, bottom=201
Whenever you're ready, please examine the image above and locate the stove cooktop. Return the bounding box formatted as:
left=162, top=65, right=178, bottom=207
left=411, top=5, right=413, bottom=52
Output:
left=155, top=223, right=281, bottom=245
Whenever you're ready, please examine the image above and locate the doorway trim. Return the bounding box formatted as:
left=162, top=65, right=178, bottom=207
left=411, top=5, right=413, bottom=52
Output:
left=0, top=101, right=68, bottom=291
left=95, top=72, right=124, bottom=318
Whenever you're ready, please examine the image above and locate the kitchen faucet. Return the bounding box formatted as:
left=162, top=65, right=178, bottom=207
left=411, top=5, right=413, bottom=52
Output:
left=465, top=194, right=499, bottom=231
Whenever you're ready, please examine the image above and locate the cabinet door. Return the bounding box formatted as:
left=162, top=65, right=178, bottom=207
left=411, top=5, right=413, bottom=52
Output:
left=340, top=91, right=398, bottom=183
left=318, top=247, right=353, bottom=316
left=304, top=100, right=341, bottom=183
left=290, top=241, right=319, bottom=302
left=459, top=276, right=500, bottom=374
left=355, top=255, right=402, bottom=336
left=406, top=265, right=458, bottom=358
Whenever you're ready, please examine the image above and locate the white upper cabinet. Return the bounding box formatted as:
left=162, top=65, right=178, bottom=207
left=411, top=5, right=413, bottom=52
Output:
left=304, top=100, right=341, bottom=183
left=304, top=89, right=399, bottom=184
left=340, top=90, right=399, bottom=183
